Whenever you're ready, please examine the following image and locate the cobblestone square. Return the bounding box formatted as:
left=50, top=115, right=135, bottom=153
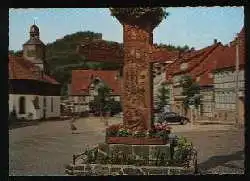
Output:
left=9, top=117, right=244, bottom=175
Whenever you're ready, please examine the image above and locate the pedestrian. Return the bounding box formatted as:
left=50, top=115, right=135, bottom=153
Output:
left=70, top=116, right=77, bottom=134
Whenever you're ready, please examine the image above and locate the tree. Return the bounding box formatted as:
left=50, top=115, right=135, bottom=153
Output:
left=155, top=43, right=193, bottom=52
left=180, top=75, right=200, bottom=114
left=91, top=83, right=112, bottom=116
left=9, top=50, right=23, bottom=57
left=156, top=83, right=170, bottom=111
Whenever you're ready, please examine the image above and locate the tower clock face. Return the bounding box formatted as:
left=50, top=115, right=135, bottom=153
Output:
left=27, top=50, right=36, bottom=57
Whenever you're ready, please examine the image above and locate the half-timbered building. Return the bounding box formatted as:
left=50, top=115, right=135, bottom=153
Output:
left=69, top=69, right=122, bottom=114
left=212, top=27, right=245, bottom=124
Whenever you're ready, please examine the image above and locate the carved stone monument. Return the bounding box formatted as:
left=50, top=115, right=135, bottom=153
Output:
left=66, top=9, right=197, bottom=175
left=78, top=8, right=178, bottom=143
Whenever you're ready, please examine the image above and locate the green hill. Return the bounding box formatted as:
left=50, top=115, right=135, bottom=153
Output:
left=45, top=31, right=122, bottom=95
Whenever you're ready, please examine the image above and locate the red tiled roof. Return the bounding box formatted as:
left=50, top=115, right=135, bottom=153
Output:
left=190, top=44, right=223, bottom=77
left=164, top=44, right=217, bottom=82
left=172, top=43, right=220, bottom=76
left=9, top=55, right=60, bottom=84
left=164, top=27, right=245, bottom=86
left=71, top=69, right=121, bottom=96
left=43, top=74, right=60, bottom=84
left=151, top=46, right=179, bottom=63
left=214, top=27, right=245, bottom=71
left=198, top=70, right=213, bottom=87
left=165, top=60, right=180, bottom=83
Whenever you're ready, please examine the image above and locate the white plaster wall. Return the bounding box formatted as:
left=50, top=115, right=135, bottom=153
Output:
left=45, top=96, right=61, bottom=118
left=9, top=94, right=43, bottom=120
left=9, top=94, right=60, bottom=120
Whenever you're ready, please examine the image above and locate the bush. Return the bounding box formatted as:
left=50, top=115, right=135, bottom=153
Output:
left=173, top=136, right=193, bottom=163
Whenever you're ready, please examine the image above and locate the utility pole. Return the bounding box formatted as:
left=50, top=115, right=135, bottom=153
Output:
left=235, top=35, right=240, bottom=125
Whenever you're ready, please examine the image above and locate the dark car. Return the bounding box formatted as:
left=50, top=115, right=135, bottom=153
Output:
left=159, top=112, right=189, bottom=125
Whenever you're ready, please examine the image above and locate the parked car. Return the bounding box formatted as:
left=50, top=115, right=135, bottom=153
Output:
left=158, top=112, right=189, bottom=125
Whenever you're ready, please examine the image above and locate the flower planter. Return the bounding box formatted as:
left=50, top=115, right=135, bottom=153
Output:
left=106, top=136, right=168, bottom=145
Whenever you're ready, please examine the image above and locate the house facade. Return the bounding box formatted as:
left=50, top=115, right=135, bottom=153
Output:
left=69, top=69, right=122, bottom=114
left=213, top=28, right=245, bottom=124
left=162, top=27, right=245, bottom=125
left=9, top=24, right=61, bottom=121
left=167, top=42, right=220, bottom=117
left=199, top=72, right=215, bottom=120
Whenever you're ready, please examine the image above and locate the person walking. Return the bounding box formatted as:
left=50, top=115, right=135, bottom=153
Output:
left=70, top=116, right=77, bottom=134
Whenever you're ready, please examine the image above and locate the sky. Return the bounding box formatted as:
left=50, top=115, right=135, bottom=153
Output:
left=9, top=7, right=244, bottom=51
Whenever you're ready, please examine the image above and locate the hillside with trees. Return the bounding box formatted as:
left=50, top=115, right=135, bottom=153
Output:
left=9, top=31, right=193, bottom=96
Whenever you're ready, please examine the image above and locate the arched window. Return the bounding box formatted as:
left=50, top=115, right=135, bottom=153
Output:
left=19, top=96, right=26, bottom=114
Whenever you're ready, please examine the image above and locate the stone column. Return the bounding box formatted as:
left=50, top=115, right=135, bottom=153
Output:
left=122, top=23, right=153, bottom=131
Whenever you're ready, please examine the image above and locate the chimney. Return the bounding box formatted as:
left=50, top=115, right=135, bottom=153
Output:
left=214, top=39, right=217, bottom=44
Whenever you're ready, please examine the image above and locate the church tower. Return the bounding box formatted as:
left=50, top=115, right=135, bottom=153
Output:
left=23, top=24, right=47, bottom=73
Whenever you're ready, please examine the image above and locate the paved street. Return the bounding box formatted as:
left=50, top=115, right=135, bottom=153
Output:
left=9, top=117, right=244, bottom=175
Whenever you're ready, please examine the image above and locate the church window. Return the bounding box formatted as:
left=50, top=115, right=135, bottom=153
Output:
left=51, top=97, right=53, bottom=112
left=19, top=96, right=26, bottom=114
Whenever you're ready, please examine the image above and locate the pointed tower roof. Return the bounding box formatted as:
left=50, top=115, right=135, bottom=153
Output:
left=23, top=24, right=45, bottom=46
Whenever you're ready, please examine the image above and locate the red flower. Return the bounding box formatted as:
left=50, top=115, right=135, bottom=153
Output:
left=153, top=123, right=172, bottom=132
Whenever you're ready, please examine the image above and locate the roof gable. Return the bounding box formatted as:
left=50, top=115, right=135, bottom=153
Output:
left=71, top=69, right=121, bottom=95
left=9, top=55, right=60, bottom=85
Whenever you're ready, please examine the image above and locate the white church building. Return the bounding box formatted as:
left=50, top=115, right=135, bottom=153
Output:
left=9, top=24, right=61, bottom=121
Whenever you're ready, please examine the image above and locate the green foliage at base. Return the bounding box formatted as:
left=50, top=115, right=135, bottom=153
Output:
left=172, top=136, right=193, bottom=164
left=77, top=135, right=194, bottom=167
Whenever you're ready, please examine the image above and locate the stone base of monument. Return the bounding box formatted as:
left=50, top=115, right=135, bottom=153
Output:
left=65, top=163, right=196, bottom=175
left=65, top=143, right=197, bottom=175
left=106, top=136, right=168, bottom=145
